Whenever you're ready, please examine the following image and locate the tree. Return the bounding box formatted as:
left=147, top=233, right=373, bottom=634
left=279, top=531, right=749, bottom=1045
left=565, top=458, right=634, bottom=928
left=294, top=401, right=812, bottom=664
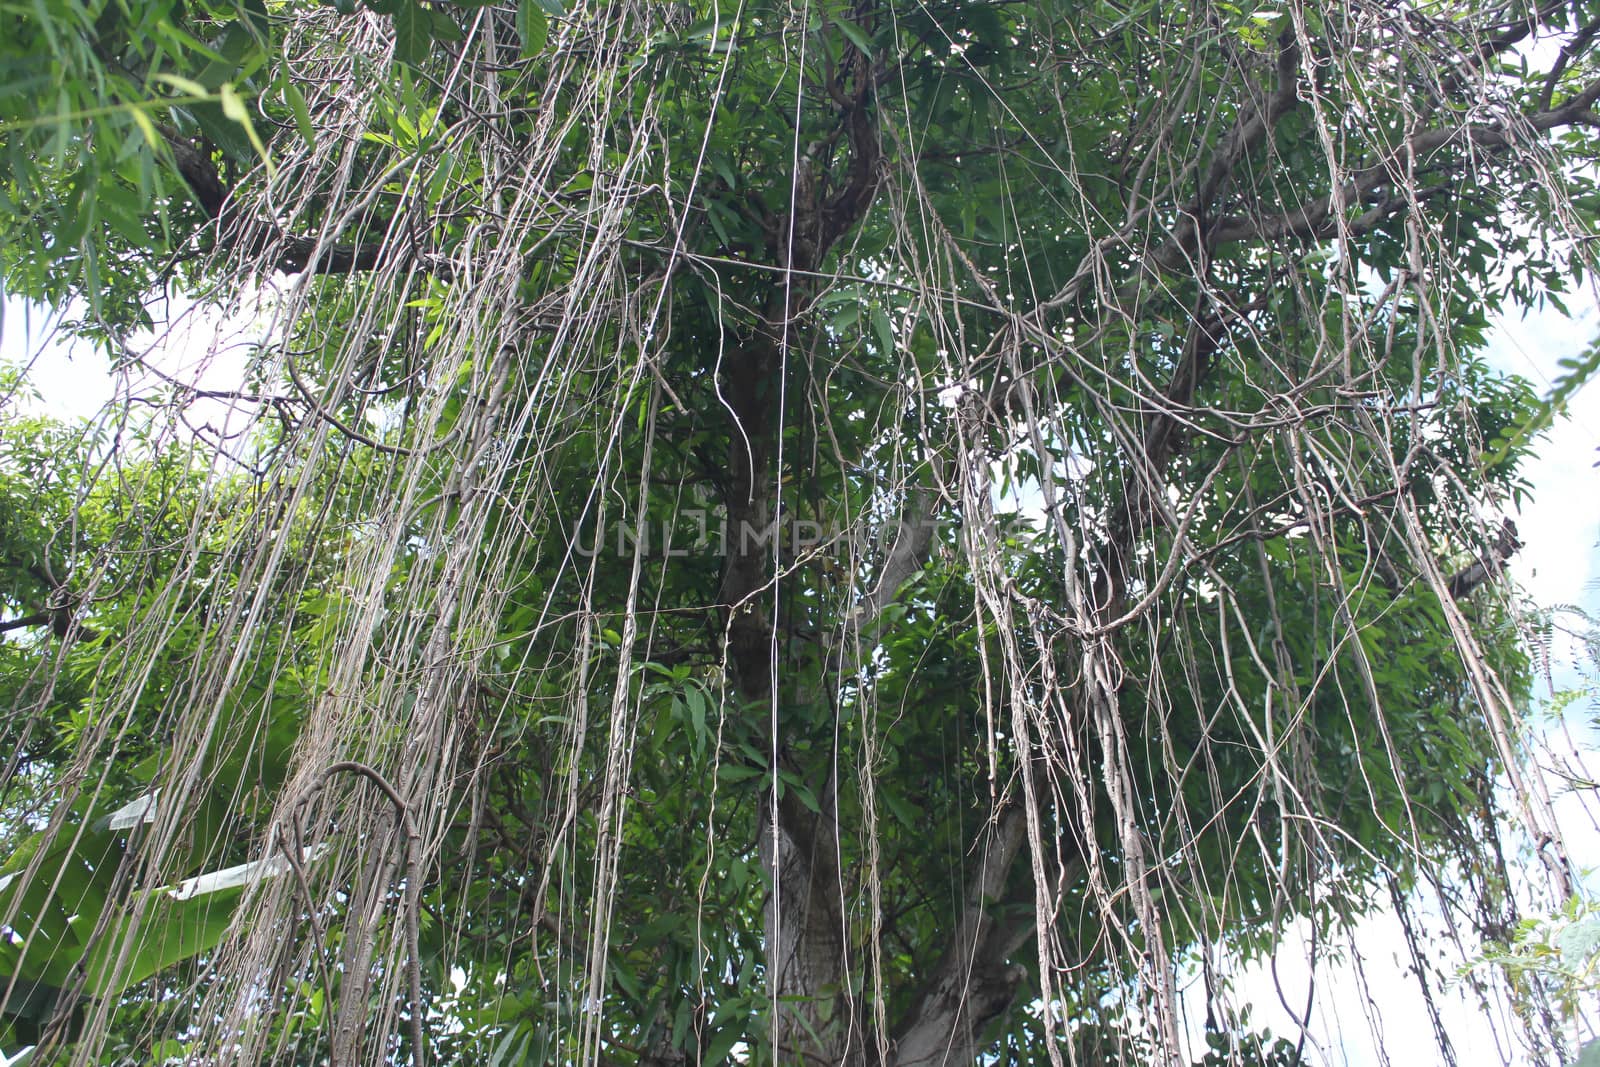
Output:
left=0, top=0, right=1594, bottom=1062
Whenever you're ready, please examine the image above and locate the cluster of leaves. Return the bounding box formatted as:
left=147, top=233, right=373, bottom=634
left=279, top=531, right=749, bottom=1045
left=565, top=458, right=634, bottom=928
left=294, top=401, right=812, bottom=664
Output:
left=1, top=0, right=1597, bottom=1062
left=1472, top=894, right=1600, bottom=1062
left=0, top=0, right=281, bottom=327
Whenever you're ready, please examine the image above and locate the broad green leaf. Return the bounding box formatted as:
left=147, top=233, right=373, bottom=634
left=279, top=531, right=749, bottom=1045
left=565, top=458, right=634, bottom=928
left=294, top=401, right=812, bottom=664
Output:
left=392, top=2, right=434, bottom=66
left=704, top=1022, right=744, bottom=1065
left=517, top=0, right=548, bottom=58
left=81, top=884, right=248, bottom=998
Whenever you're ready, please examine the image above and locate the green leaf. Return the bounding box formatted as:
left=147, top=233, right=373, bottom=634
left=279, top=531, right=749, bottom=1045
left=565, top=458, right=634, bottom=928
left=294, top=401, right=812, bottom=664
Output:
left=686, top=686, right=709, bottom=752
left=284, top=80, right=316, bottom=148
left=704, top=1022, right=744, bottom=1065
left=881, top=790, right=918, bottom=829
left=517, top=0, right=549, bottom=58
left=428, top=7, right=463, bottom=43
left=185, top=99, right=256, bottom=162
left=834, top=18, right=872, bottom=56
left=81, top=885, right=247, bottom=998
left=779, top=772, right=821, bottom=814
left=392, top=2, right=433, bottom=66
left=870, top=305, right=893, bottom=355
left=217, top=84, right=272, bottom=172
left=153, top=73, right=211, bottom=99
left=488, top=1026, right=534, bottom=1067
left=193, top=22, right=263, bottom=91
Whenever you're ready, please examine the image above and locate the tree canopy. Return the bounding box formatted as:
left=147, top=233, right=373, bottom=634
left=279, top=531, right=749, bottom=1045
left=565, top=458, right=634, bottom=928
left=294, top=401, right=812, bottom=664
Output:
left=0, top=0, right=1595, bottom=1062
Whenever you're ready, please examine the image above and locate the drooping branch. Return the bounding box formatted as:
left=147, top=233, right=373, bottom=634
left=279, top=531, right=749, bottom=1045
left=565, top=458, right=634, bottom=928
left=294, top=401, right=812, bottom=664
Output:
left=1033, top=30, right=1305, bottom=320
left=0, top=611, right=54, bottom=634
left=1050, top=73, right=1600, bottom=620
left=1146, top=29, right=1304, bottom=276
left=1041, top=32, right=1600, bottom=324
left=0, top=589, right=98, bottom=641
left=1093, top=301, right=1241, bottom=614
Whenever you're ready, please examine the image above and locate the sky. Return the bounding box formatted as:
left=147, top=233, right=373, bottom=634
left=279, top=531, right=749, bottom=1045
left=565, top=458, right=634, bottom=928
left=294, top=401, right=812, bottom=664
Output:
left=2, top=285, right=1600, bottom=1064
left=0, top=292, right=267, bottom=451
left=1488, top=298, right=1600, bottom=627
left=0, top=300, right=114, bottom=416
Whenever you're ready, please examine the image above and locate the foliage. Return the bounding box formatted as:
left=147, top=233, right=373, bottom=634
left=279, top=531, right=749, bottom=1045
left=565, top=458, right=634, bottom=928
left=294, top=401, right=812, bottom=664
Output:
left=0, top=0, right=1597, bottom=1063
left=1471, top=894, right=1600, bottom=1057
left=0, top=0, right=275, bottom=325
left=1485, top=332, right=1600, bottom=474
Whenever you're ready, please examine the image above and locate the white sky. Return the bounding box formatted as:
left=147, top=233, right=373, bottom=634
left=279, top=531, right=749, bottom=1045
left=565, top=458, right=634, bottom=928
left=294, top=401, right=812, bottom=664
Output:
left=3, top=287, right=1600, bottom=1063
left=1489, top=299, right=1600, bottom=625
left=0, top=300, right=116, bottom=417
left=0, top=293, right=266, bottom=454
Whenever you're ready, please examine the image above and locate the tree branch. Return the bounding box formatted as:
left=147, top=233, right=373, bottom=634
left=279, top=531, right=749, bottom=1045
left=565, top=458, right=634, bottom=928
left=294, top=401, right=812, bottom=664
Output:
left=1445, top=518, right=1522, bottom=599
left=161, top=129, right=432, bottom=278
left=0, top=611, right=53, bottom=634
left=889, top=806, right=1032, bottom=1067
left=1199, top=78, right=1600, bottom=252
